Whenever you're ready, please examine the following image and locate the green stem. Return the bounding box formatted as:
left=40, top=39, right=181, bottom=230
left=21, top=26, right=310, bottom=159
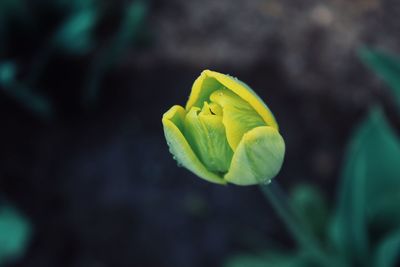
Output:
left=259, top=182, right=336, bottom=267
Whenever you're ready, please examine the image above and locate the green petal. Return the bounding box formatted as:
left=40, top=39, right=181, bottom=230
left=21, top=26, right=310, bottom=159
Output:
left=224, top=126, right=285, bottom=185
left=162, top=105, right=226, bottom=184
left=210, top=89, right=266, bottom=150
left=184, top=105, right=233, bottom=174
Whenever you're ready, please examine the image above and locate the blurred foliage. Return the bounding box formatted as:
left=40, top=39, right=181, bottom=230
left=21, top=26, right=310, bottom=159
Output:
left=0, top=0, right=148, bottom=120
left=290, top=184, right=329, bottom=244
left=0, top=201, right=32, bottom=265
left=225, top=50, right=400, bottom=267
left=359, top=48, right=400, bottom=108
left=226, top=251, right=316, bottom=267
left=330, top=107, right=400, bottom=267
left=0, top=61, right=53, bottom=119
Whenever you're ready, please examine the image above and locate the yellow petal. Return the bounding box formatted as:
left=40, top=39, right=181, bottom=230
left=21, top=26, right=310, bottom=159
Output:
left=185, top=71, right=223, bottom=109
left=162, top=105, right=226, bottom=184
left=210, top=89, right=266, bottom=150
left=186, top=70, right=278, bottom=130
left=224, top=126, right=285, bottom=185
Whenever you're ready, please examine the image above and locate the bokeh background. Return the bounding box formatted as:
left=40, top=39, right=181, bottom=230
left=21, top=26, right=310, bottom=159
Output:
left=0, top=0, right=400, bottom=266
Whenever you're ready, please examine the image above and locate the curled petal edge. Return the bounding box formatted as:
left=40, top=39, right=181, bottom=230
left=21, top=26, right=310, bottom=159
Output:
left=162, top=105, right=226, bottom=185
left=186, top=70, right=279, bottom=131
left=224, top=126, right=285, bottom=186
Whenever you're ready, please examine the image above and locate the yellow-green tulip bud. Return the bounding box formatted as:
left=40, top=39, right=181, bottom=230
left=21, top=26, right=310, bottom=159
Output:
left=162, top=70, right=285, bottom=185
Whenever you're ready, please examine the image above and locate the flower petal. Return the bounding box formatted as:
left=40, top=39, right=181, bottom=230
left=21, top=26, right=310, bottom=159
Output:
left=184, top=105, right=233, bottom=174
left=185, top=71, right=223, bottom=109
left=210, top=89, right=266, bottom=150
left=224, top=126, right=285, bottom=185
left=162, top=105, right=226, bottom=184
left=186, top=70, right=278, bottom=130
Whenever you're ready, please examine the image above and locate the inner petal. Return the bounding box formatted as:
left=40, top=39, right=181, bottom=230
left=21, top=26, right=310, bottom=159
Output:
left=183, top=105, right=233, bottom=175
left=210, top=89, right=266, bottom=150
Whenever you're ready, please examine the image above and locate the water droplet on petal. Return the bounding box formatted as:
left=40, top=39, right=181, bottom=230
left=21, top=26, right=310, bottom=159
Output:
left=263, top=179, right=272, bottom=186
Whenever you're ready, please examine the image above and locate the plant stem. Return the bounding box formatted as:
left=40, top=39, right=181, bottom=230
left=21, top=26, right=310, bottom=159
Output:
left=259, top=181, right=336, bottom=267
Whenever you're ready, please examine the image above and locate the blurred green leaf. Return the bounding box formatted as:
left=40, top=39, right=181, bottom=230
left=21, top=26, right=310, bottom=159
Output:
left=0, top=62, right=17, bottom=84
left=374, top=229, right=400, bottom=267
left=0, top=203, right=32, bottom=265
left=0, top=0, right=25, bottom=20
left=54, top=8, right=98, bottom=54
left=290, top=184, right=329, bottom=241
left=368, top=193, right=400, bottom=231
left=112, top=0, right=148, bottom=52
left=362, top=109, right=400, bottom=230
left=0, top=61, right=53, bottom=120
left=83, top=0, right=148, bottom=105
left=330, top=107, right=400, bottom=265
left=225, top=251, right=314, bottom=267
left=359, top=48, right=400, bottom=107
left=330, top=124, right=369, bottom=264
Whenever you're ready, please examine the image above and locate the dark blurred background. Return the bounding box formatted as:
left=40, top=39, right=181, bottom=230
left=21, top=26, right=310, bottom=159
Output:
left=0, top=0, right=400, bottom=266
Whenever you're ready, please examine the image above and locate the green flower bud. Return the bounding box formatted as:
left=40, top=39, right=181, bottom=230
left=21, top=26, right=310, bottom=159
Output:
left=162, top=70, right=285, bottom=185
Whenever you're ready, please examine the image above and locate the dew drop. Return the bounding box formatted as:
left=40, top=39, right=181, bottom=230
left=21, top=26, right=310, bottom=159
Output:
left=262, top=179, right=272, bottom=186
left=172, top=155, right=183, bottom=167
